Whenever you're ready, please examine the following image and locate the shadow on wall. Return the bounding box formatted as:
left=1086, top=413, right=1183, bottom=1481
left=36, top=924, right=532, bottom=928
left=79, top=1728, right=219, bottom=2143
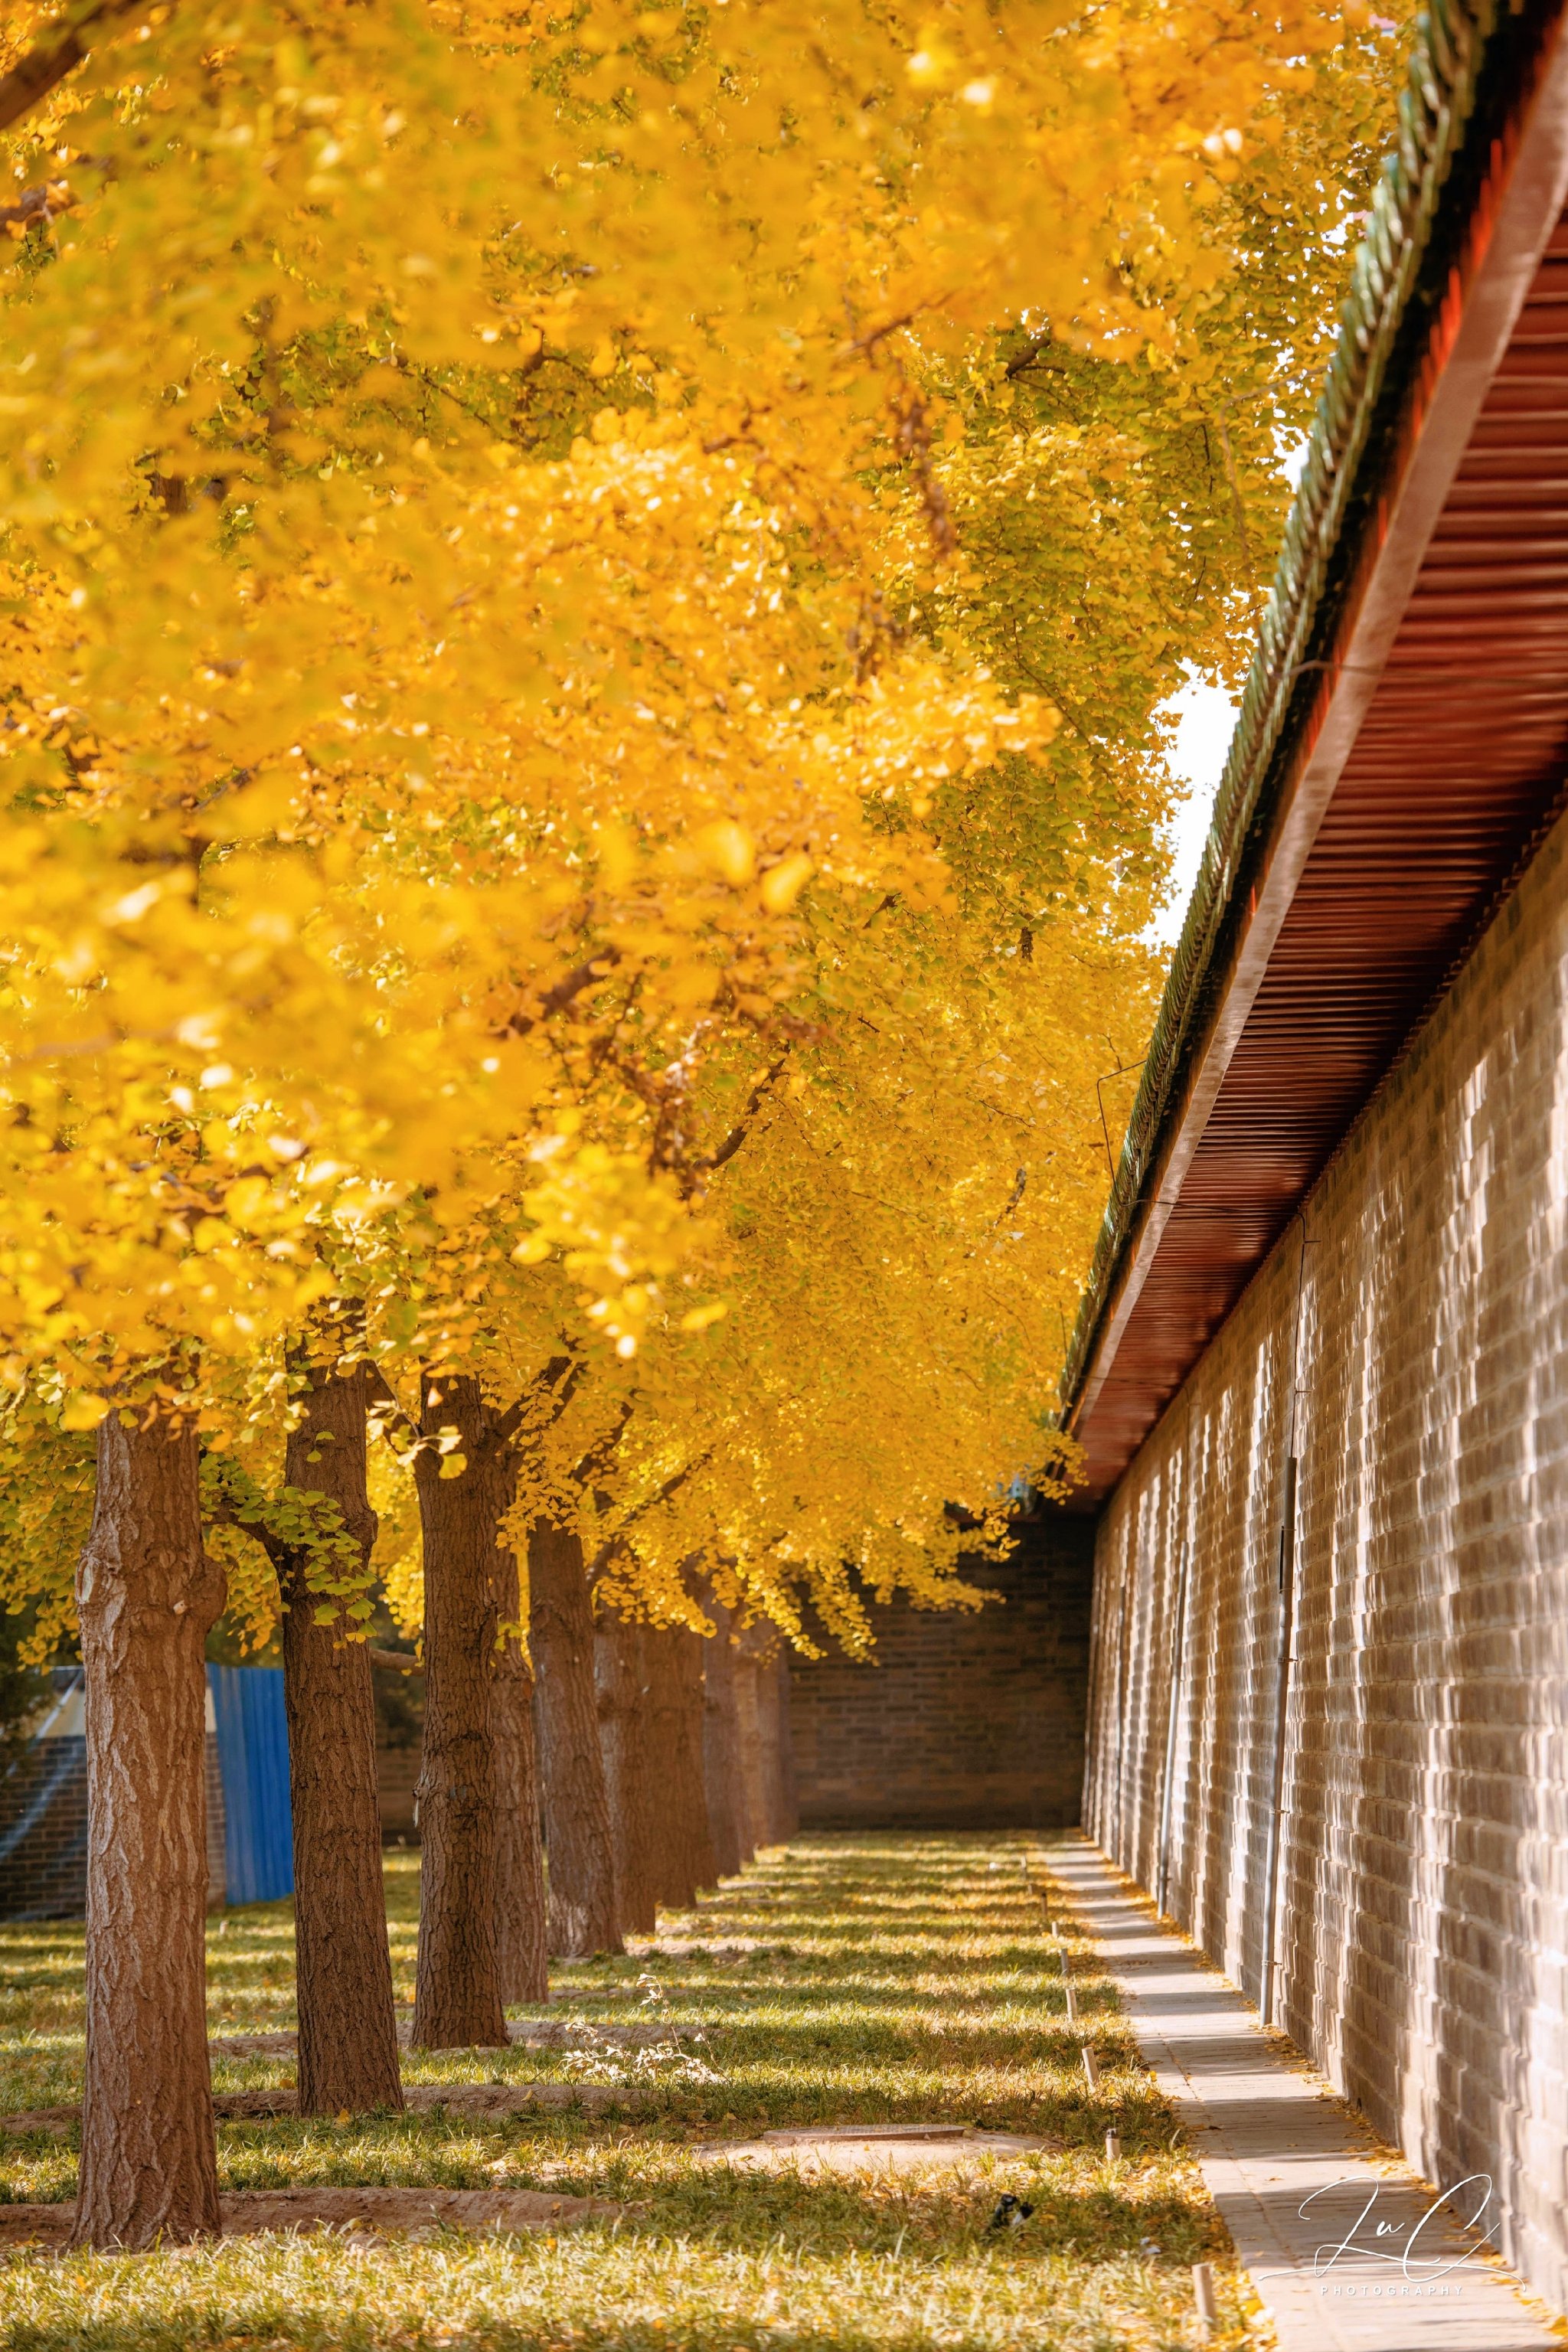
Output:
left=788, top=1513, right=1095, bottom=1832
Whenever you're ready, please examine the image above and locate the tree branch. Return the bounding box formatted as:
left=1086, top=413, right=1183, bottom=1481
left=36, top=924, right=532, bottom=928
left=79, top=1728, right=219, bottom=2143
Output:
left=364, top=1363, right=420, bottom=1453
left=0, top=178, right=73, bottom=232
left=489, top=1354, right=570, bottom=1446
left=573, top=1395, right=632, bottom=1488
left=697, top=1051, right=791, bottom=1179
left=528, top=1351, right=581, bottom=1431
left=505, top=946, right=622, bottom=1037
left=991, top=1166, right=1027, bottom=1228
left=1004, top=328, right=1062, bottom=379
left=0, top=0, right=156, bottom=136
left=587, top=1448, right=712, bottom=1576
left=505, top=1352, right=583, bottom=1461
left=206, top=1498, right=289, bottom=1571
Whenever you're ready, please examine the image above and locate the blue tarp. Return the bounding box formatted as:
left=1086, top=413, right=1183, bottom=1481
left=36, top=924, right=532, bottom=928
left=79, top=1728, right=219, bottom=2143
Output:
left=207, top=1664, right=293, bottom=1905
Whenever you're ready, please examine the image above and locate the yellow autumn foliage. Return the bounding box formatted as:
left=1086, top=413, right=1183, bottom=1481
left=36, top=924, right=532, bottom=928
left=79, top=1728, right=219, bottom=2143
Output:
left=0, top=0, right=1413, bottom=1640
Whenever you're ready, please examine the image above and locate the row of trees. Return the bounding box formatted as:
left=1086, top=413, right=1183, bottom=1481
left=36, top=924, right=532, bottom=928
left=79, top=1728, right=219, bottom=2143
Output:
left=0, top=0, right=1413, bottom=2253
left=80, top=1357, right=799, bottom=2249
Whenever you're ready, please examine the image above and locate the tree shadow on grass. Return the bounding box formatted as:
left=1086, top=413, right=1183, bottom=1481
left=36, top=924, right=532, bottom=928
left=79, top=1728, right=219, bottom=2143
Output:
left=0, top=2171, right=1227, bottom=2352
left=0, top=1835, right=1230, bottom=2352
left=619, top=2155, right=1219, bottom=2264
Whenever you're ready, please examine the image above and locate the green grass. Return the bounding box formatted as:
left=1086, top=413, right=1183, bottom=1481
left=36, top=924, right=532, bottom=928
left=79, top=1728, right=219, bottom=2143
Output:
left=0, top=1834, right=1259, bottom=2350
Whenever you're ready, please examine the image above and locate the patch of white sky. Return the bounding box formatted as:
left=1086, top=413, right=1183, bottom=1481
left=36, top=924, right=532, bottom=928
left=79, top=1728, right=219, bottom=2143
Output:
left=1148, top=671, right=1239, bottom=946
left=1147, top=428, right=1310, bottom=947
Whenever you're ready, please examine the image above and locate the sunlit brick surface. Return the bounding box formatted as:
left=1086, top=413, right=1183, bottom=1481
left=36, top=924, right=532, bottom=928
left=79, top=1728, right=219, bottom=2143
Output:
left=791, top=1521, right=1094, bottom=1830
left=1086, top=803, right=1568, bottom=2318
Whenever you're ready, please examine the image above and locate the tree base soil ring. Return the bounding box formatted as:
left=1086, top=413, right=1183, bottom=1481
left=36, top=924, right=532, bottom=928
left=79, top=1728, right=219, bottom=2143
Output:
left=695, top=2124, right=1059, bottom=2174
left=207, top=2031, right=299, bottom=2058
left=642, top=1941, right=763, bottom=1960
left=205, top=2017, right=670, bottom=2057
left=0, top=2081, right=652, bottom=2138
left=397, top=2082, right=648, bottom=2119
left=0, top=2185, right=622, bottom=2250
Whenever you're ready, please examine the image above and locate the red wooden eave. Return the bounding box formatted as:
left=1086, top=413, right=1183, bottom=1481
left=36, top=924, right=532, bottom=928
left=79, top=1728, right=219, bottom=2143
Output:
left=1067, top=12, right=1568, bottom=1502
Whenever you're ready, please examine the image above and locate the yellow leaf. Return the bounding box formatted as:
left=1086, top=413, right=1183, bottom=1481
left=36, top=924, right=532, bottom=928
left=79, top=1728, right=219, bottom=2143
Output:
left=60, top=1393, right=109, bottom=1431
left=694, top=821, right=756, bottom=887
left=906, top=26, right=961, bottom=88
left=224, top=1178, right=274, bottom=1230
left=760, top=852, right=813, bottom=913
left=438, top=1452, right=468, bottom=1479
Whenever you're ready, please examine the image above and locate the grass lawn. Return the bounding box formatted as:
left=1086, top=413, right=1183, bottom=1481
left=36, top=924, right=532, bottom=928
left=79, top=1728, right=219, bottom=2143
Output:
left=0, top=1834, right=1257, bottom=2350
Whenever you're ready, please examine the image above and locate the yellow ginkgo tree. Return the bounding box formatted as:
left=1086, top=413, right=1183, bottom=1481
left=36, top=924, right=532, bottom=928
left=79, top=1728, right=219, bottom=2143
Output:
left=0, top=0, right=1413, bottom=2251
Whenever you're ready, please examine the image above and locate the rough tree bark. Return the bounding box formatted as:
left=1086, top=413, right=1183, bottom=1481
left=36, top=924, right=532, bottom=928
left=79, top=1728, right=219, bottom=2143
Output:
left=410, top=1374, right=510, bottom=2049
left=530, top=1514, right=622, bottom=1956
left=702, top=1602, right=750, bottom=1877
left=0, top=0, right=155, bottom=139
left=595, top=1606, right=658, bottom=1935
left=494, top=1614, right=550, bottom=2005
left=733, top=1632, right=769, bottom=1855
left=72, top=1403, right=225, bottom=2250
left=774, top=1648, right=801, bottom=1840
left=491, top=1462, right=548, bottom=2004
left=279, top=1353, right=404, bottom=2116
left=753, top=1635, right=788, bottom=1847
left=644, top=1622, right=716, bottom=1905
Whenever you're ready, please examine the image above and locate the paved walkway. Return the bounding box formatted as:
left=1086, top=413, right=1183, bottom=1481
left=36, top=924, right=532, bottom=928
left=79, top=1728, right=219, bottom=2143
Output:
left=1045, top=1837, right=1558, bottom=2352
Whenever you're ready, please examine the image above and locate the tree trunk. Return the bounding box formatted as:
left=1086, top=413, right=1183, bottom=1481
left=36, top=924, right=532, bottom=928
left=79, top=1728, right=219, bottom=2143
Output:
left=530, top=1515, right=622, bottom=1957
left=644, top=1622, right=716, bottom=1906
left=279, top=1354, right=404, bottom=2116
left=596, top=1608, right=658, bottom=1936
left=774, top=1648, right=800, bottom=1840
left=733, top=1638, right=769, bottom=1855
left=72, top=1405, right=225, bottom=2250
left=494, top=1628, right=549, bottom=2006
left=754, top=1637, right=788, bottom=1846
left=411, top=1373, right=508, bottom=2049
left=492, top=1487, right=548, bottom=2005
left=702, top=1604, right=749, bottom=1878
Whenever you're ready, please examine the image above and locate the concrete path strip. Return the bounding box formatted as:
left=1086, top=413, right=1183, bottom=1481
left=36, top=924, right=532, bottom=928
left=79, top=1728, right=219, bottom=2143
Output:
left=1045, top=1836, right=1557, bottom=2352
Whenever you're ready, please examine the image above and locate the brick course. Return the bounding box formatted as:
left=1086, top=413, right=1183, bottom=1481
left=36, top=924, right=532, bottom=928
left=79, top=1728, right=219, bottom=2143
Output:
left=0, top=1730, right=227, bottom=1916
left=790, top=1517, right=1094, bottom=1830
left=1086, top=799, right=1568, bottom=2318
left=0, top=1737, right=89, bottom=1921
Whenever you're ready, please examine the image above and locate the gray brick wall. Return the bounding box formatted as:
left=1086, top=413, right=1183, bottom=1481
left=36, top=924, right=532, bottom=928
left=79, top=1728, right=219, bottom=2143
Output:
left=791, top=1517, right=1094, bottom=1829
left=1086, top=798, right=1568, bottom=2318
left=0, top=1721, right=228, bottom=1918
left=0, top=1736, right=90, bottom=1921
